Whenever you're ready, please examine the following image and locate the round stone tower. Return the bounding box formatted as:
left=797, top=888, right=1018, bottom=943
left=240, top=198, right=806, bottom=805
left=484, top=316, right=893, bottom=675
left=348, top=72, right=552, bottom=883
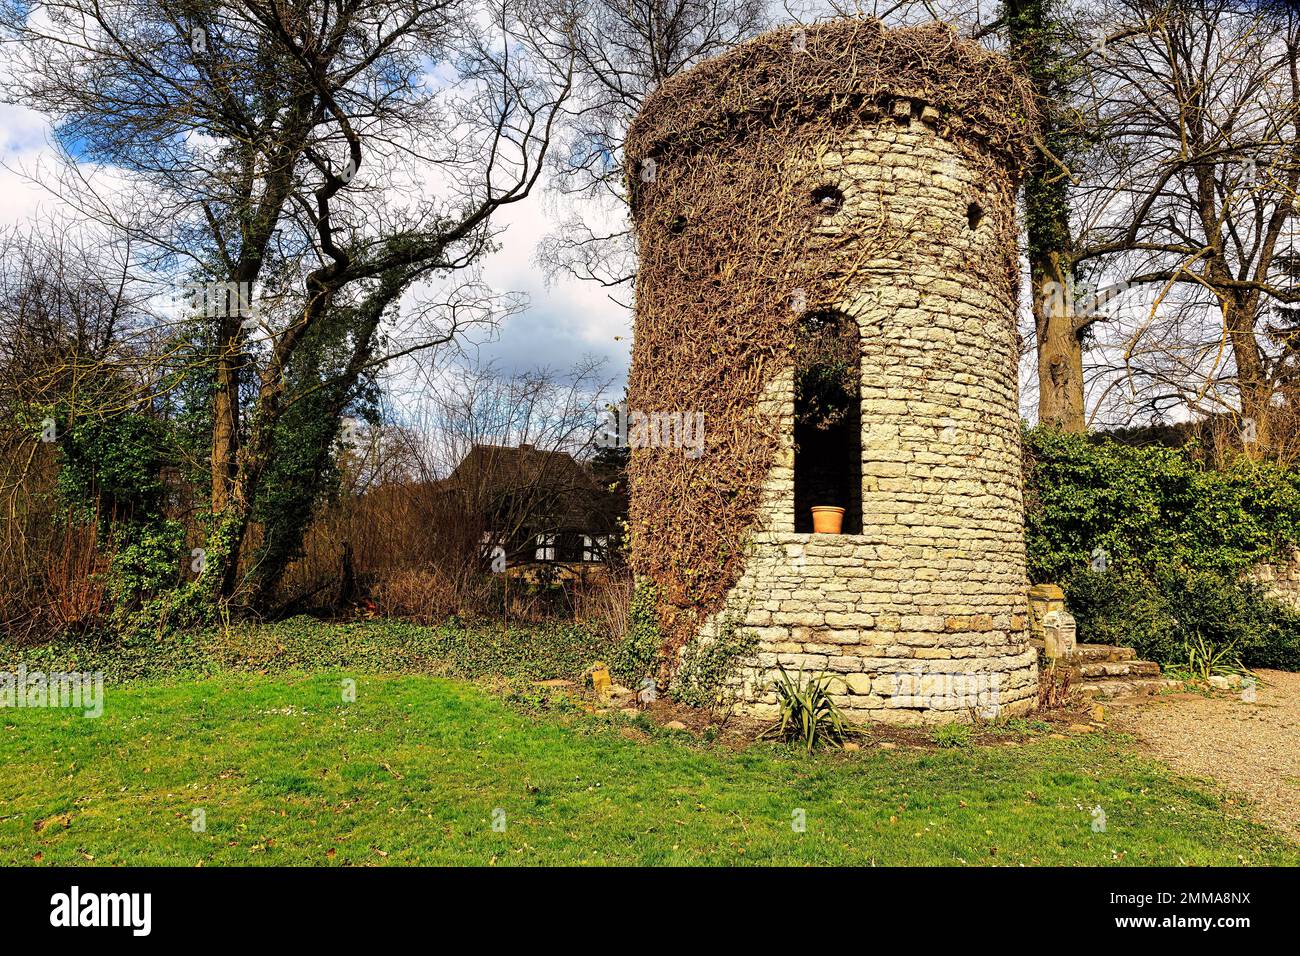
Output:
left=624, top=18, right=1039, bottom=724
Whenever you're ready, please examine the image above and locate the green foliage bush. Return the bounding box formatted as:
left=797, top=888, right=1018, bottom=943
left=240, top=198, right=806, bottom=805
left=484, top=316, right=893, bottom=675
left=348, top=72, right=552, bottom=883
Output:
left=54, top=409, right=202, bottom=631
left=1024, top=426, right=1300, bottom=582
left=1065, top=567, right=1300, bottom=671
left=107, top=521, right=185, bottom=615
left=56, top=411, right=172, bottom=526
left=1024, top=427, right=1300, bottom=670
left=1061, top=568, right=1174, bottom=659
left=760, top=665, right=857, bottom=753
left=609, top=580, right=662, bottom=686
left=419, top=618, right=615, bottom=682
left=115, top=581, right=219, bottom=644
left=671, top=614, right=758, bottom=709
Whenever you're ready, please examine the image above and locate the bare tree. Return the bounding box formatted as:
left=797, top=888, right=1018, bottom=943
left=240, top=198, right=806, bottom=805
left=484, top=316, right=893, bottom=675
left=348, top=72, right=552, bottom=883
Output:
left=517, top=0, right=767, bottom=300
left=0, top=0, right=574, bottom=601
left=400, top=355, right=618, bottom=566
left=1071, top=0, right=1300, bottom=447
left=0, top=222, right=149, bottom=637
left=272, top=356, right=619, bottom=616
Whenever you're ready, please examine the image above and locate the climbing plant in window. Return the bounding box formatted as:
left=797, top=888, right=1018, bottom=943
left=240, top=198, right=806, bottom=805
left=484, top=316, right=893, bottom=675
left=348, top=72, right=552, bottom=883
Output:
left=793, top=310, right=857, bottom=431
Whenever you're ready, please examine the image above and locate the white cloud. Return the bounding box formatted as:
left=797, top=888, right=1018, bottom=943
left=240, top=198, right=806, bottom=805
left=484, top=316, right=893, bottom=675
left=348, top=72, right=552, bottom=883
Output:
left=473, top=186, right=632, bottom=384
left=0, top=52, right=631, bottom=394
left=0, top=103, right=60, bottom=224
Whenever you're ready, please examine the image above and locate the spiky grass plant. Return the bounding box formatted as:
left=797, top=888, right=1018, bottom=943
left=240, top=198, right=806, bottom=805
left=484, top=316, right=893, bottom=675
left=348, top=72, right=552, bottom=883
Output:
left=1175, top=632, right=1246, bottom=682
left=760, top=665, right=858, bottom=753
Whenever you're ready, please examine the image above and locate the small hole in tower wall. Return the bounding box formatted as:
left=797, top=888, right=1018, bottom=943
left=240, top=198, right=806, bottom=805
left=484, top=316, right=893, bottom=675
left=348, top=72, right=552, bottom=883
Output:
left=811, top=184, right=844, bottom=211
left=967, top=202, right=984, bottom=230
left=667, top=214, right=687, bottom=235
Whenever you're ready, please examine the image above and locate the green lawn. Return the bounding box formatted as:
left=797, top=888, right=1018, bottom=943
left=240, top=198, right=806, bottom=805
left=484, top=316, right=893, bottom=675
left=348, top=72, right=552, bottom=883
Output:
left=2, top=671, right=1295, bottom=866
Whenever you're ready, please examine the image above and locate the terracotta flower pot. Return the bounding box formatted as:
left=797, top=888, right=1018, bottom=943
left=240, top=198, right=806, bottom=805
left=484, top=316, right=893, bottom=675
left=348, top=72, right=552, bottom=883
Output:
left=811, top=506, right=845, bottom=534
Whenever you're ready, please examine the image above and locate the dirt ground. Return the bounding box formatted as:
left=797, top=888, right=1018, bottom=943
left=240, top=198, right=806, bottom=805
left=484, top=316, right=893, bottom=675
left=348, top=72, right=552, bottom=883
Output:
left=1111, top=670, right=1300, bottom=842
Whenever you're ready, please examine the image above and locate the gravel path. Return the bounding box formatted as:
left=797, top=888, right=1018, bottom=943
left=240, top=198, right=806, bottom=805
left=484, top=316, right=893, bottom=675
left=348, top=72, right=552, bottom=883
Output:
left=1112, top=669, right=1300, bottom=842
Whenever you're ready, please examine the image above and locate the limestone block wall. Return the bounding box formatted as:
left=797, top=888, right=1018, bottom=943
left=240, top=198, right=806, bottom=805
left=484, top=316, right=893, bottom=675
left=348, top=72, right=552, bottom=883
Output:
left=1250, top=550, right=1300, bottom=610
left=697, top=101, right=1037, bottom=726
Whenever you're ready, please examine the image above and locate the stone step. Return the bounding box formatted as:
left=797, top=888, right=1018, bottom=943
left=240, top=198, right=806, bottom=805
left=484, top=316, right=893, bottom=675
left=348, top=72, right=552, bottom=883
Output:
left=1033, top=640, right=1166, bottom=702
left=1076, top=677, right=1170, bottom=700
left=1076, top=659, right=1161, bottom=679
left=1066, top=643, right=1136, bottom=663
left=1030, top=640, right=1136, bottom=663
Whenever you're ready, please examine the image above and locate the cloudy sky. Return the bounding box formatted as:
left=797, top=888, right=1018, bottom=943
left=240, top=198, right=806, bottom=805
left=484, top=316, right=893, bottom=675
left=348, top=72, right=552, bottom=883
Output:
left=0, top=102, right=55, bottom=222
left=0, top=2, right=1108, bottom=432
left=468, top=192, right=633, bottom=385
left=0, top=0, right=997, bottom=420
left=0, top=92, right=635, bottom=386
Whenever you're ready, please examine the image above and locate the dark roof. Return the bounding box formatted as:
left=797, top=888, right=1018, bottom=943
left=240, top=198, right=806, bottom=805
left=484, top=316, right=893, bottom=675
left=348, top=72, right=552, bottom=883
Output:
left=443, top=444, right=623, bottom=530
left=448, top=443, right=585, bottom=487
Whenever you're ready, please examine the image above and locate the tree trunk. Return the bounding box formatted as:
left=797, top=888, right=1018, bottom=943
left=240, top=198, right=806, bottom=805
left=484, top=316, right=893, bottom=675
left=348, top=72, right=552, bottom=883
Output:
left=1005, top=0, right=1087, bottom=433
left=1225, top=295, right=1272, bottom=453
left=211, top=318, right=241, bottom=513
left=210, top=441, right=263, bottom=602
left=1032, top=251, right=1087, bottom=432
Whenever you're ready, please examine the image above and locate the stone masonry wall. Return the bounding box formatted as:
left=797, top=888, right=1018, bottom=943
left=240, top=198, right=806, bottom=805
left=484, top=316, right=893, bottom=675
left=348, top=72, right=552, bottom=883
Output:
left=697, top=101, right=1038, bottom=726
left=1250, top=549, right=1300, bottom=611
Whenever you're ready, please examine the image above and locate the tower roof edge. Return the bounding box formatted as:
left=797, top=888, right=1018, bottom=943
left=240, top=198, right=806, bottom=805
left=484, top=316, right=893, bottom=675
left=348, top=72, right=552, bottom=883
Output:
left=626, top=18, right=1038, bottom=172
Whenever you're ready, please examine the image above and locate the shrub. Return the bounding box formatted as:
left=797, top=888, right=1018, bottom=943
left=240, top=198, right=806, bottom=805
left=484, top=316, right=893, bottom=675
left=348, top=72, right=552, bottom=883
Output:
left=608, top=579, right=661, bottom=686
left=56, top=411, right=173, bottom=528
left=760, top=666, right=857, bottom=753
left=1065, top=566, right=1300, bottom=671
left=1025, top=426, right=1300, bottom=672
left=370, top=567, right=488, bottom=623
left=48, top=408, right=186, bottom=637
left=1024, top=426, right=1300, bottom=581
left=671, top=614, right=758, bottom=709
left=1063, top=568, right=1179, bottom=663
left=107, top=520, right=185, bottom=615
left=1244, top=600, right=1300, bottom=670
left=422, top=619, right=614, bottom=682
left=1174, top=633, right=1246, bottom=681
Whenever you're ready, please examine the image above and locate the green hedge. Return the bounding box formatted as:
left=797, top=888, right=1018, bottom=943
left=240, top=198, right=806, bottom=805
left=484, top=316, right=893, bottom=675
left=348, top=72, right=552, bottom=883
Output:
left=1024, top=427, right=1300, bottom=581
left=1064, top=567, right=1300, bottom=671
left=1023, top=427, right=1300, bottom=670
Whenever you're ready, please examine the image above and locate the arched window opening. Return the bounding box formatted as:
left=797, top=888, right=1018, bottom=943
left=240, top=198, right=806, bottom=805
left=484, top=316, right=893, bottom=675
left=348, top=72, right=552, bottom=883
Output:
left=793, top=310, right=861, bottom=534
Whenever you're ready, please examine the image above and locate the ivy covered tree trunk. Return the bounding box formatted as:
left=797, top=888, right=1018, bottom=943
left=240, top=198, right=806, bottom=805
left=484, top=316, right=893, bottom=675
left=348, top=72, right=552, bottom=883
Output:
left=1223, top=290, right=1273, bottom=454
left=244, top=374, right=357, bottom=611
left=1006, top=0, right=1088, bottom=433
left=211, top=319, right=241, bottom=514
left=205, top=373, right=288, bottom=603
left=204, top=288, right=390, bottom=606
